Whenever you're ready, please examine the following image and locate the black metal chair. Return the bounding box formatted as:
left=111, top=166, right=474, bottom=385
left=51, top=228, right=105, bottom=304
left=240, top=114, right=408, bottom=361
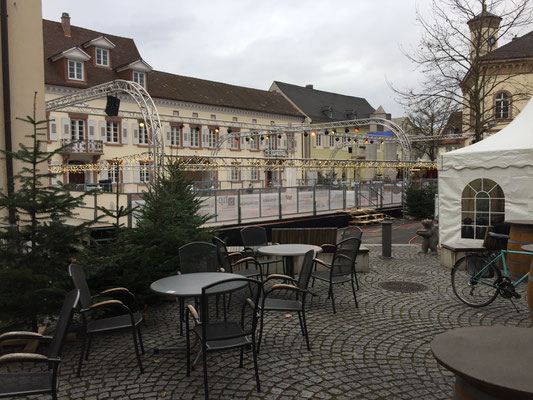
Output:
left=213, top=237, right=262, bottom=280
left=0, top=289, right=79, bottom=399
left=177, top=242, right=222, bottom=335
left=240, top=226, right=283, bottom=276
left=257, top=250, right=315, bottom=353
left=312, top=237, right=362, bottom=313
left=341, top=226, right=363, bottom=241
left=186, top=277, right=262, bottom=400
left=179, top=241, right=220, bottom=274
left=68, top=264, right=144, bottom=377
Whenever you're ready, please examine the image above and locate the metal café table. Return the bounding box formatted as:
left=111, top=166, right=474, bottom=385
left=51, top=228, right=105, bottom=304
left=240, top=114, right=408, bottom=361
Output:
left=431, top=326, right=533, bottom=400
left=150, top=272, right=247, bottom=353
left=257, top=244, right=322, bottom=276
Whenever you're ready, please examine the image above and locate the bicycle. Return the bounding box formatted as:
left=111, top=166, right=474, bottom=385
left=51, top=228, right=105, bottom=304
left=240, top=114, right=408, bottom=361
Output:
left=451, top=232, right=531, bottom=309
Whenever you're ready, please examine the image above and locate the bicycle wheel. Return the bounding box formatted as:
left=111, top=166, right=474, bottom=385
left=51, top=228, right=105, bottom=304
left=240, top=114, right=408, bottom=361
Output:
left=451, top=254, right=502, bottom=307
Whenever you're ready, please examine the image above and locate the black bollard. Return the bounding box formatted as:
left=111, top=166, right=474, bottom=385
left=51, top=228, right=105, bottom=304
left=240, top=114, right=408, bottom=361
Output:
left=382, top=220, right=393, bottom=258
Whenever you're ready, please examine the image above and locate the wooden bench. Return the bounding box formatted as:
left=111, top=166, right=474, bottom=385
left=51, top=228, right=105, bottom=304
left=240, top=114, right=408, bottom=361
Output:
left=440, top=240, right=485, bottom=269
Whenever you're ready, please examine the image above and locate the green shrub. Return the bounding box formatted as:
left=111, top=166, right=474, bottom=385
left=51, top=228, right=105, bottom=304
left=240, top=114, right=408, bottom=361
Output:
left=404, top=183, right=437, bottom=219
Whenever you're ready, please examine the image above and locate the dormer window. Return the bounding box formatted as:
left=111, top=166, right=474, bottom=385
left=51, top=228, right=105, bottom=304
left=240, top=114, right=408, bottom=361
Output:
left=95, top=48, right=109, bottom=67
left=133, top=71, right=146, bottom=88
left=68, top=59, right=84, bottom=80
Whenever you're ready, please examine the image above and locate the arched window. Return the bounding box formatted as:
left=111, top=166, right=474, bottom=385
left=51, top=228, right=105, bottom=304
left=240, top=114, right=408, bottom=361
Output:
left=494, top=92, right=510, bottom=119
left=461, top=179, right=505, bottom=239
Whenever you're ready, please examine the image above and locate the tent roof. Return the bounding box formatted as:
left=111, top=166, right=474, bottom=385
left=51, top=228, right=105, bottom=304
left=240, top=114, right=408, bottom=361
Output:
left=440, top=96, right=533, bottom=170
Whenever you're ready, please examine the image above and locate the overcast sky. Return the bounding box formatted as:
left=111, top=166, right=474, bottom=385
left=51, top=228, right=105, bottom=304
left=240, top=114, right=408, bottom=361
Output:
left=42, top=0, right=435, bottom=117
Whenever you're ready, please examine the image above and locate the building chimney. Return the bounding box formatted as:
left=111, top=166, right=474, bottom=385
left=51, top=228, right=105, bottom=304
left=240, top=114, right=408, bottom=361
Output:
left=61, top=12, right=71, bottom=37
left=305, top=84, right=314, bottom=89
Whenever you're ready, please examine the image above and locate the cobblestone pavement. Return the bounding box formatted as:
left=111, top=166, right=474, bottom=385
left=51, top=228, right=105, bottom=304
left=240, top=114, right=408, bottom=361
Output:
left=14, top=246, right=532, bottom=399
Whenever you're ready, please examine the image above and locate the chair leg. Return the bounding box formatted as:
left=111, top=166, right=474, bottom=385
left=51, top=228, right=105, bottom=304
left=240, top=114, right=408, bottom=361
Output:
left=239, top=346, right=244, bottom=368
left=354, top=268, right=360, bottom=290
left=179, top=298, right=185, bottom=336
left=351, top=275, right=358, bottom=308
left=77, top=332, right=87, bottom=377
left=251, top=336, right=261, bottom=393
left=137, top=326, right=145, bottom=354
left=297, top=312, right=305, bottom=336
left=301, top=307, right=311, bottom=351
left=202, top=347, right=209, bottom=400
left=186, top=319, right=191, bottom=377
left=131, top=325, right=144, bottom=374
left=84, top=335, right=92, bottom=360
left=311, top=277, right=316, bottom=288
left=257, top=309, right=265, bottom=354
left=330, top=286, right=337, bottom=314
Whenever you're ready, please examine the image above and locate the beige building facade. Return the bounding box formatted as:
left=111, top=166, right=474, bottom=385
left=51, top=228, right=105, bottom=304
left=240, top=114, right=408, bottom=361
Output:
left=0, top=0, right=46, bottom=223
left=43, top=14, right=305, bottom=193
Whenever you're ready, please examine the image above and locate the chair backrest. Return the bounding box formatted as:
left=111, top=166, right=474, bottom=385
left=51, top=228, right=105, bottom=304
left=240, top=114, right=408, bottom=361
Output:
left=240, top=226, right=268, bottom=248
left=341, top=226, right=363, bottom=241
left=200, top=277, right=261, bottom=341
left=179, top=241, right=219, bottom=273
left=331, top=237, right=362, bottom=276
left=48, top=289, right=80, bottom=358
left=297, top=250, right=315, bottom=291
left=68, top=263, right=93, bottom=310
left=212, top=237, right=232, bottom=273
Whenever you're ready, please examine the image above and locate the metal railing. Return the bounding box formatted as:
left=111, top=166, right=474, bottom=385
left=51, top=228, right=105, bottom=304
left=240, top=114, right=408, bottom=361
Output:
left=60, top=139, right=104, bottom=154
left=68, top=180, right=430, bottom=228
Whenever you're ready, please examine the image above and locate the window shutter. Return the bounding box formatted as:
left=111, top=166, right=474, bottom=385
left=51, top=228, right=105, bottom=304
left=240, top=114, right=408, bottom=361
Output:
left=133, top=163, right=141, bottom=183
left=165, top=125, right=171, bottom=145
left=87, top=119, right=96, bottom=140
left=122, top=122, right=128, bottom=144
left=132, top=122, right=139, bottom=144
left=49, top=117, right=58, bottom=141
left=49, top=160, right=60, bottom=185
left=99, top=120, right=107, bottom=143
left=62, top=117, right=70, bottom=139
left=202, top=128, right=209, bottom=148
left=183, top=127, right=191, bottom=147
left=99, top=168, right=108, bottom=181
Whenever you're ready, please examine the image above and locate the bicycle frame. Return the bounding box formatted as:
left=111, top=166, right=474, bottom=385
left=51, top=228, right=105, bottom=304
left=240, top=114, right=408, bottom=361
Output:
left=473, top=249, right=531, bottom=287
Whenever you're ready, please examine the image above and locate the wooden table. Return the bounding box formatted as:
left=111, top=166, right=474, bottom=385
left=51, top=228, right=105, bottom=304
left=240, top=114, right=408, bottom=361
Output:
left=431, top=326, right=533, bottom=399
left=258, top=244, right=322, bottom=276
left=506, top=220, right=533, bottom=280
left=521, top=244, right=533, bottom=321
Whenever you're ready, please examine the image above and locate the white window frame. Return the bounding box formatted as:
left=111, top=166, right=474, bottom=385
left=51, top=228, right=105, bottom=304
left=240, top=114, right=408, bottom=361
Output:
left=247, top=136, right=258, bottom=150
left=207, top=129, right=217, bottom=148
left=250, top=169, right=259, bottom=181
left=138, top=124, right=149, bottom=144
left=190, top=127, right=200, bottom=147
left=109, top=165, right=120, bottom=183
left=139, top=163, right=150, bottom=183
left=495, top=92, right=510, bottom=120
left=230, top=168, right=240, bottom=181
left=229, top=135, right=239, bottom=150
left=329, top=135, right=336, bottom=148
left=106, top=121, right=120, bottom=143
left=70, top=119, right=85, bottom=140
left=133, top=71, right=146, bottom=88
left=68, top=59, right=84, bottom=81
left=315, top=134, right=322, bottom=147
left=170, top=126, right=181, bottom=146
left=95, top=48, right=109, bottom=67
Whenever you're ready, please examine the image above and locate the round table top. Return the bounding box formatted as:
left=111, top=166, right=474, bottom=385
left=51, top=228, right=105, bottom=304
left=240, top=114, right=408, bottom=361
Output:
left=431, top=326, right=533, bottom=397
left=150, top=272, right=246, bottom=297
left=521, top=244, right=533, bottom=253
left=257, top=244, right=322, bottom=257
left=507, top=220, right=533, bottom=225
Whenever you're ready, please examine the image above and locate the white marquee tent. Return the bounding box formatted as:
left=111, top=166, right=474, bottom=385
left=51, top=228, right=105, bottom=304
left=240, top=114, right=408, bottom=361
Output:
left=438, top=96, right=533, bottom=245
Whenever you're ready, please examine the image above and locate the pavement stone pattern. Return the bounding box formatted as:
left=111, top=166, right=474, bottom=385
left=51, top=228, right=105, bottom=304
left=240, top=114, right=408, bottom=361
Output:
left=9, top=245, right=531, bottom=399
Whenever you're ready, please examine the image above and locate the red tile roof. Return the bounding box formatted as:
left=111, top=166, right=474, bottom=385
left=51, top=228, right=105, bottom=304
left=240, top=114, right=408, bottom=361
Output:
left=43, top=20, right=304, bottom=118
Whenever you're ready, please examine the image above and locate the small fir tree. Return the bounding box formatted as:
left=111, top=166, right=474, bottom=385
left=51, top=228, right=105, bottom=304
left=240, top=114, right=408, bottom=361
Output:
left=0, top=94, right=91, bottom=331
left=120, top=160, right=213, bottom=300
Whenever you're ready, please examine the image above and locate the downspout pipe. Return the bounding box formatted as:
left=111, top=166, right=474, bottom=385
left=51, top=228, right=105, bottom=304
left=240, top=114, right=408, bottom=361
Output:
left=1, top=0, right=15, bottom=224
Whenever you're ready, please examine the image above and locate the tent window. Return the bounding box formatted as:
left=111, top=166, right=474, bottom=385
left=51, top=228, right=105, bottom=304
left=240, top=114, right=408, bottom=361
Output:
left=494, top=92, right=510, bottom=119
left=461, top=178, right=505, bottom=239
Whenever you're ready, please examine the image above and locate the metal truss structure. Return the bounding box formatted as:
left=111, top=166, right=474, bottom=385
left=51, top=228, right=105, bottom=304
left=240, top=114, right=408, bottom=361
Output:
left=45, top=80, right=164, bottom=175
left=167, top=154, right=437, bottom=172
